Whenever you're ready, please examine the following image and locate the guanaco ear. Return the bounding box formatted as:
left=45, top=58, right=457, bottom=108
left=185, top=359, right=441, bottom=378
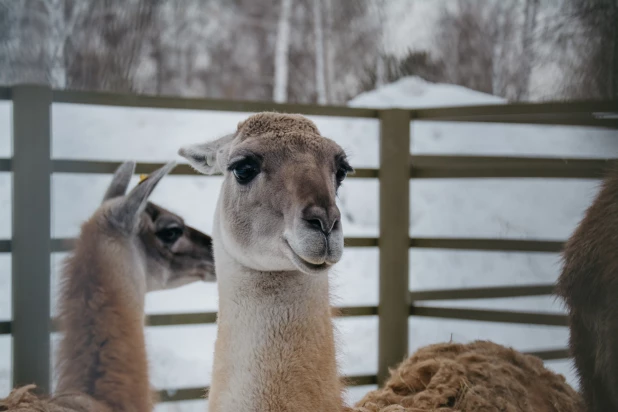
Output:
left=110, top=162, right=176, bottom=232
left=103, top=161, right=136, bottom=203
left=178, top=133, right=235, bottom=175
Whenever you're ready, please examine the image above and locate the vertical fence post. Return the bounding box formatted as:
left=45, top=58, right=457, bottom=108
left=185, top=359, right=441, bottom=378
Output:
left=378, top=109, right=410, bottom=385
left=12, top=85, right=52, bottom=392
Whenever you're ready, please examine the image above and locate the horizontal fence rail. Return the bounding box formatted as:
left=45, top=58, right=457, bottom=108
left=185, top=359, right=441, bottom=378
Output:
left=53, top=89, right=380, bottom=118
left=157, top=374, right=379, bottom=403
left=408, top=238, right=564, bottom=252
left=1, top=86, right=617, bottom=126
left=2, top=157, right=615, bottom=180
left=410, top=284, right=556, bottom=301
left=413, top=100, right=618, bottom=128
left=32, top=303, right=566, bottom=334
left=0, top=236, right=567, bottom=254
left=0, top=159, right=10, bottom=171
left=44, top=306, right=381, bottom=333
left=411, top=155, right=617, bottom=179
left=50, top=159, right=380, bottom=178
left=1, top=86, right=615, bottom=400
left=410, top=306, right=568, bottom=326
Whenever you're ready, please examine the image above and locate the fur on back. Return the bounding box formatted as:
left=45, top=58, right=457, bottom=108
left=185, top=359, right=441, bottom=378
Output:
left=556, top=168, right=618, bottom=411
left=353, top=340, right=583, bottom=412
left=53, top=219, right=152, bottom=412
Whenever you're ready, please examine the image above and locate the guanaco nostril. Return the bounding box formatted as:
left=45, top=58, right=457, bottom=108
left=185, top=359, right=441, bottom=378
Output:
left=306, top=218, right=324, bottom=232
left=304, top=217, right=339, bottom=235
left=302, top=205, right=340, bottom=235
left=329, top=218, right=339, bottom=233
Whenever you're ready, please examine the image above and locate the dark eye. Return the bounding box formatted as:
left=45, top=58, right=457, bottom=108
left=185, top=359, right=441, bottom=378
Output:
left=231, top=159, right=260, bottom=184
left=156, top=226, right=183, bottom=243
left=336, top=166, right=348, bottom=184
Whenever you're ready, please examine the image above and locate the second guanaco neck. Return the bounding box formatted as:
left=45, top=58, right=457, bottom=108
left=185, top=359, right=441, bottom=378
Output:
left=55, top=224, right=151, bottom=412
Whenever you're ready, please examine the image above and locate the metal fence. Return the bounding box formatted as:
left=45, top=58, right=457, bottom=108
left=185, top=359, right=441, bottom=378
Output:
left=1, top=84, right=617, bottom=403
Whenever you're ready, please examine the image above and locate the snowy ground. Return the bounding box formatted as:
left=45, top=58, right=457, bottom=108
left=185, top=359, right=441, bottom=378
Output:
left=0, top=77, right=617, bottom=410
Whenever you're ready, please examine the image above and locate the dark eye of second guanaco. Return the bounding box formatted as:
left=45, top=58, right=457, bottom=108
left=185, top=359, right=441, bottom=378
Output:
left=156, top=227, right=183, bottom=243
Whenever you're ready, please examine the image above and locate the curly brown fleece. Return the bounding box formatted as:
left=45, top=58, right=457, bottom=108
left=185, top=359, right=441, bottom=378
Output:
left=0, top=384, right=112, bottom=412
left=0, top=385, right=159, bottom=412
left=354, top=340, right=583, bottom=412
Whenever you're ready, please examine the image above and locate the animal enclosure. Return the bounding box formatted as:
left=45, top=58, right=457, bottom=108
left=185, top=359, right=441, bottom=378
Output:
left=1, top=85, right=617, bottom=403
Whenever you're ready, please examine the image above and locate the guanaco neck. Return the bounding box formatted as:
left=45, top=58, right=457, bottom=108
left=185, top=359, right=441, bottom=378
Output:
left=55, top=222, right=152, bottom=412
left=209, top=245, right=344, bottom=412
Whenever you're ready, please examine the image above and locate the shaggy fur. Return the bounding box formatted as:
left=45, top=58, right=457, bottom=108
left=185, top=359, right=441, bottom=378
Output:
left=53, top=222, right=153, bottom=412
left=354, top=341, right=583, bottom=412
left=556, top=168, right=618, bottom=412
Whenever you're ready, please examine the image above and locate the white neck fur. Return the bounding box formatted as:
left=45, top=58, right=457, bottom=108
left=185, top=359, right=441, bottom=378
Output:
left=208, top=216, right=344, bottom=412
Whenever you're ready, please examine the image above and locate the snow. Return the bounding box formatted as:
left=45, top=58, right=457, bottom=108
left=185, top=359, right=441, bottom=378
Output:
left=0, top=76, right=616, bottom=410
left=348, top=76, right=505, bottom=108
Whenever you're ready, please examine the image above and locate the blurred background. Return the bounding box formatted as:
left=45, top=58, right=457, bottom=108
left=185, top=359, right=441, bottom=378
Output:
left=0, top=0, right=617, bottom=411
left=1, top=0, right=617, bottom=102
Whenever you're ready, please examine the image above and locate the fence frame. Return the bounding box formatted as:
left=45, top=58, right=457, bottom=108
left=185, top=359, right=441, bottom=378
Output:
left=0, top=84, right=616, bottom=401
left=11, top=85, right=53, bottom=393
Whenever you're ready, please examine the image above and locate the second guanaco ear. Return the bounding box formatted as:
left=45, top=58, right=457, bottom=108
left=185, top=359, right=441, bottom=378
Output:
left=109, top=162, right=176, bottom=233
left=103, top=161, right=136, bottom=203
left=178, top=133, right=235, bottom=175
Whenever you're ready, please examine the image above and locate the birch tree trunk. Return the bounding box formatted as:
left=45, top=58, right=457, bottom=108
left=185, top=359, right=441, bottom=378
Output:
left=519, top=0, right=538, bottom=101
left=313, top=0, right=326, bottom=104
left=273, top=0, right=292, bottom=103
left=323, top=0, right=336, bottom=103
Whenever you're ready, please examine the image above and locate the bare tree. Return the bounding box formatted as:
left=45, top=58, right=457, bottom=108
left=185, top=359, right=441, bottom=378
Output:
left=0, top=0, right=383, bottom=103
left=65, top=0, right=156, bottom=92
left=538, top=0, right=618, bottom=99
left=273, top=0, right=292, bottom=102
left=46, top=0, right=90, bottom=88
left=313, top=0, right=326, bottom=104
left=0, top=0, right=91, bottom=87
left=0, top=1, right=23, bottom=85
left=433, top=0, right=524, bottom=100
left=519, top=0, right=539, bottom=100
left=319, top=0, right=383, bottom=102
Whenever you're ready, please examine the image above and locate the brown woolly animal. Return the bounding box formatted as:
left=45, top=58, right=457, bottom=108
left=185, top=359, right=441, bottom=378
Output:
left=556, top=168, right=618, bottom=412
left=353, top=340, right=583, bottom=412
left=0, top=161, right=214, bottom=412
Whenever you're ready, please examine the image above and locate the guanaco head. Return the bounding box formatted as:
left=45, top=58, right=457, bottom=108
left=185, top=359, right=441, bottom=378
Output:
left=179, top=113, right=352, bottom=275
left=100, top=161, right=215, bottom=291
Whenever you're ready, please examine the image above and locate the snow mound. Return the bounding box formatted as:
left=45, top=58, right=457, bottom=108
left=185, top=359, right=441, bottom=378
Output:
left=348, top=76, right=505, bottom=109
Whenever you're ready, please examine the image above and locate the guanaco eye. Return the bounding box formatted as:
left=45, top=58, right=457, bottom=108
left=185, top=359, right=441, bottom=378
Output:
left=336, top=167, right=348, bottom=184
left=230, top=159, right=260, bottom=184
left=335, top=159, right=352, bottom=187
left=156, top=226, right=183, bottom=243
